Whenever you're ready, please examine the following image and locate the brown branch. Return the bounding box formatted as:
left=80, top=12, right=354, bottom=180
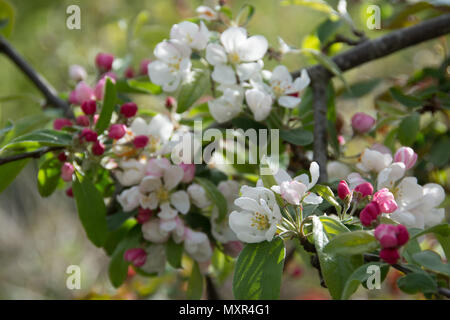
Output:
left=293, top=14, right=450, bottom=182
left=0, top=36, right=74, bottom=119
left=0, top=146, right=64, bottom=165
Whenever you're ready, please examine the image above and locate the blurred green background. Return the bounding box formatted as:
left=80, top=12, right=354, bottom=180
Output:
left=0, top=0, right=448, bottom=299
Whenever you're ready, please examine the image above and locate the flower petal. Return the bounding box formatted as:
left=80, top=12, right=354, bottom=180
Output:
left=170, top=190, right=190, bottom=214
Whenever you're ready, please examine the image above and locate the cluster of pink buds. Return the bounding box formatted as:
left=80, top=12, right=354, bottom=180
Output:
left=375, top=224, right=409, bottom=264
left=338, top=180, right=374, bottom=203
left=360, top=189, right=397, bottom=227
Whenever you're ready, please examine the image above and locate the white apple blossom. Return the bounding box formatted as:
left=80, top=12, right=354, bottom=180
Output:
left=278, top=37, right=300, bottom=55
left=271, top=162, right=323, bottom=205
left=347, top=172, right=368, bottom=189
left=245, top=88, right=272, bottom=121
left=390, top=180, right=445, bottom=229
left=208, top=86, right=244, bottom=123
left=117, top=186, right=142, bottom=212
left=206, top=27, right=268, bottom=85
left=196, top=5, right=218, bottom=21
left=229, top=185, right=282, bottom=243
left=187, top=183, right=211, bottom=209
left=139, top=162, right=190, bottom=222
left=170, top=21, right=210, bottom=50
left=327, top=161, right=351, bottom=182
left=148, top=39, right=192, bottom=92
left=377, top=162, right=406, bottom=190
left=115, top=158, right=146, bottom=186
left=184, top=229, right=213, bottom=262
left=267, top=66, right=310, bottom=108
left=357, top=148, right=393, bottom=173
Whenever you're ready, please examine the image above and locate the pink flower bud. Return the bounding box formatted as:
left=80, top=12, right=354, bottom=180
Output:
left=80, top=128, right=98, bottom=142
left=81, top=100, right=97, bottom=115
left=74, top=81, right=95, bottom=105
left=120, top=102, right=138, bottom=118
left=165, top=96, right=176, bottom=109
left=57, top=152, right=68, bottom=162
left=337, top=180, right=351, bottom=200
left=223, top=241, right=244, bottom=258
left=76, top=115, right=90, bottom=127
left=92, top=140, right=105, bottom=156
left=395, top=224, right=409, bottom=246
left=354, top=182, right=374, bottom=198
left=69, top=90, right=79, bottom=105
left=379, top=247, right=400, bottom=264
left=124, top=67, right=135, bottom=79
left=375, top=224, right=398, bottom=248
left=373, top=188, right=397, bottom=213
left=338, top=135, right=345, bottom=146
left=68, top=64, right=87, bottom=82
left=351, top=112, right=375, bottom=134
left=123, top=248, right=147, bottom=267
left=95, top=52, right=114, bottom=72
left=61, top=162, right=74, bottom=182
left=53, top=118, right=73, bottom=130
left=108, top=124, right=127, bottom=140
left=360, top=201, right=381, bottom=227
left=65, top=187, right=73, bottom=198
left=136, top=208, right=152, bottom=224
left=179, top=162, right=196, bottom=183
left=139, top=59, right=151, bottom=75
left=394, top=147, right=417, bottom=170
left=133, top=135, right=149, bottom=149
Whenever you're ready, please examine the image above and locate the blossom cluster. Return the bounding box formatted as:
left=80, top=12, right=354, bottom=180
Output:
left=147, top=5, right=310, bottom=123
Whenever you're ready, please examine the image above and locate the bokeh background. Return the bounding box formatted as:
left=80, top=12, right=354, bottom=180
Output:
left=0, top=0, right=448, bottom=299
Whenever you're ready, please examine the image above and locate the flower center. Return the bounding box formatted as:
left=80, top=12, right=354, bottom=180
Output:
left=251, top=212, right=269, bottom=231
left=156, top=187, right=169, bottom=202
left=228, top=52, right=240, bottom=64
left=272, top=82, right=285, bottom=97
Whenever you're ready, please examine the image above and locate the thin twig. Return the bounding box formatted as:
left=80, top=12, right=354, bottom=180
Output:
left=0, top=36, right=74, bottom=119
left=0, top=146, right=64, bottom=165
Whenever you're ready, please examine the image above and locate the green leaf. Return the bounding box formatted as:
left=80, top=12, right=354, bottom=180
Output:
left=166, top=238, right=183, bottom=269
left=311, top=184, right=341, bottom=215
left=194, top=177, right=228, bottom=223
left=317, top=18, right=342, bottom=43
left=0, top=113, right=53, bottom=147
left=37, top=155, right=61, bottom=197
left=233, top=236, right=285, bottom=300
left=390, top=87, right=423, bottom=108
left=397, top=271, right=438, bottom=294
left=235, top=4, right=255, bottom=26
left=324, top=231, right=379, bottom=255
left=1, top=129, right=72, bottom=153
left=280, top=128, right=313, bottom=146
left=103, top=219, right=137, bottom=256
left=342, top=79, right=381, bottom=99
left=280, top=0, right=337, bottom=16
left=412, top=250, right=450, bottom=276
left=398, top=113, right=420, bottom=146
left=0, top=158, right=29, bottom=193
left=341, top=262, right=387, bottom=300
left=106, top=210, right=137, bottom=231
left=72, top=174, right=109, bottom=247
left=187, top=261, right=204, bottom=300
left=116, top=78, right=162, bottom=95
left=0, top=0, right=14, bottom=37
left=429, top=137, right=450, bottom=167
left=312, top=216, right=364, bottom=300
left=177, top=70, right=209, bottom=113
left=409, top=224, right=450, bottom=240
left=436, top=234, right=450, bottom=261
left=108, top=225, right=141, bottom=288
left=95, top=78, right=117, bottom=134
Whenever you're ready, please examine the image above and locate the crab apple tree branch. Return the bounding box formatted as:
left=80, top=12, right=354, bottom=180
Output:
left=294, top=13, right=450, bottom=182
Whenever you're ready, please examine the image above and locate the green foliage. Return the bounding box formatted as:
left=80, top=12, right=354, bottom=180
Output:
left=194, top=177, right=228, bottom=223
left=95, top=78, right=117, bottom=134
left=187, top=261, right=204, bottom=300
left=324, top=231, right=379, bottom=256
left=398, top=112, right=420, bottom=146
left=166, top=238, right=183, bottom=269
left=412, top=250, right=450, bottom=276
left=72, top=173, right=109, bottom=247
left=341, top=262, right=387, bottom=300
left=0, top=158, right=28, bottom=193
left=233, top=237, right=285, bottom=299
left=0, top=0, right=14, bottom=37
left=177, top=69, right=210, bottom=113
left=311, top=184, right=341, bottom=215
left=1, top=129, right=72, bottom=153
left=312, top=216, right=364, bottom=300
left=280, top=128, right=313, bottom=146
left=397, top=271, right=438, bottom=295
left=37, top=153, right=61, bottom=197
